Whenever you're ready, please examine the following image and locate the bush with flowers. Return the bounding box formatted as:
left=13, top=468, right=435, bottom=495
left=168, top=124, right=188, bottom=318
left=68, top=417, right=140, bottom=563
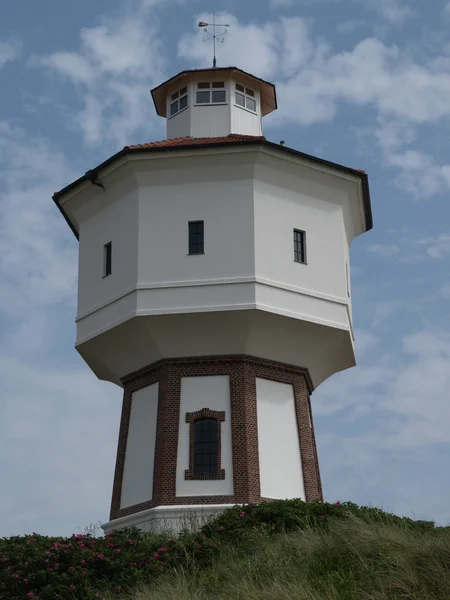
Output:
left=0, top=499, right=446, bottom=599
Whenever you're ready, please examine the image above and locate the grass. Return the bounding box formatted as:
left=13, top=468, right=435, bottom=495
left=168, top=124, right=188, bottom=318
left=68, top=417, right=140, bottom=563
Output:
left=97, top=504, right=450, bottom=600
left=2, top=500, right=450, bottom=599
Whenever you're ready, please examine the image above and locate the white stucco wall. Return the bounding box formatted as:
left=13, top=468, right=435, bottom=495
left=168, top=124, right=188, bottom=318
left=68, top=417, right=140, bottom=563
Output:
left=72, top=147, right=362, bottom=388
left=136, top=155, right=256, bottom=285
left=76, top=176, right=139, bottom=318
left=253, top=176, right=347, bottom=302
left=256, top=378, right=305, bottom=500
left=120, top=383, right=159, bottom=509
left=176, top=375, right=234, bottom=497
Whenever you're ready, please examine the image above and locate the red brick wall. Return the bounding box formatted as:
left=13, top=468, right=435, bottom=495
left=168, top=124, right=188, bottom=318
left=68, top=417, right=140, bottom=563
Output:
left=109, top=355, right=322, bottom=521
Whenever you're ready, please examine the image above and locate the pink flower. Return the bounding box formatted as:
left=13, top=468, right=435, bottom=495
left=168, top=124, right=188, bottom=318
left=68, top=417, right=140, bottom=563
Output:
left=68, top=584, right=74, bottom=592
left=154, top=553, right=160, bottom=560
left=96, top=554, right=105, bottom=560
left=81, top=572, right=87, bottom=578
left=335, top=501, right=341, bottom=507
left=24, top=578, right=29, bottom=584
left=68, top=566, right=75, bottom=572
left=26, top=593, right=34, bottom=598
left=320, top=515, right=325, bottom=519
left=239, top=511, right=246, bottom=518
left=81, top=560, right=86, bottom=566
left=194, top=543, right=200, bottom=548
left=114, top=548, right=121, bottom=553
left=158, top=547, right=167, bottom=553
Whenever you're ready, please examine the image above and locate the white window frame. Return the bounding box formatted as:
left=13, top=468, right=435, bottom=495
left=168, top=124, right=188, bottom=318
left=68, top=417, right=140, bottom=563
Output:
left=169, top=86, right=188, bottom=118
left=195, top=82, right=227, bottom=105
left=235, top=83, right=257, bottom=113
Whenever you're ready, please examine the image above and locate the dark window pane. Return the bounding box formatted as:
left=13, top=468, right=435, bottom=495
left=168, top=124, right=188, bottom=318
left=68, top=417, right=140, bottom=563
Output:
left=171, top=91, right=179, bottom=100
left=212, top=90, right=226, bottom=103
left=212, top=81, right=225, bottom=88
left=235, top=92, right=245, bottom=107
left=179, top=95, right=188, bottom=110
left=293, top=230, right=306, bottom=263
left=170, top=100, right=178, bottom=116
left=246, top=97, right=256, bottom=112
left=246, top=88, right=254, bottom=96
left=180, top=86, right=188, bottom=95
left=193, top=419, right=218, bottom=477
left=198, top=82, right=210, bottom=89
left=196, top=91, right=210, bottom=103
left=104, top=242, right=112, bottom=277
left=189, top=221, right=204, bottom=254
left=236, top=83, right=245, bottom=92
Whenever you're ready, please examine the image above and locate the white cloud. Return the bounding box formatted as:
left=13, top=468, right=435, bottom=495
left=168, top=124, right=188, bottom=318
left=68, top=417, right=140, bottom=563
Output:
left=33, top=0, right=167, bottom=148
left=0, top=123, right=77, bottom=318
left=336, top=19, right=366, bottom=34
left=179, top=14, right=314, bottom=80
left=367, top=244, right=400, bottom=257
left=0, top=38, right=21, bottom=68
left=316, top=329, right=450, bottom=451
left=372, top=0, right=412, bottom=22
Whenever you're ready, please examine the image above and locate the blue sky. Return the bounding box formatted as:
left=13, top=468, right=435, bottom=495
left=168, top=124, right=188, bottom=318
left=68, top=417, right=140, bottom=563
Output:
left=1, top=0, right=450, bottom=537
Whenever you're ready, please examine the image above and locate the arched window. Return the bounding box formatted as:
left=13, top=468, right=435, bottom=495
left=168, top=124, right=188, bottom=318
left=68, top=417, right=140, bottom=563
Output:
left=185, top=408, right=226, bottom=480
left=194, top=418, right=218, bottom=478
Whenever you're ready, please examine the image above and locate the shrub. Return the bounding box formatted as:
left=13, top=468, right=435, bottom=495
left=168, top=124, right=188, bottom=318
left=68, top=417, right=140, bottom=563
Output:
left=0, top=500, right=444, bottom=599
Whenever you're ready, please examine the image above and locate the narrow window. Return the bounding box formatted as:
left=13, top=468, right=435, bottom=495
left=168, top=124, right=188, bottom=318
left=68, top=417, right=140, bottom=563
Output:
left=188, top=221, right=204, bottom=255
left=293, top=229, right=306, bottom=264
left=194, top=419, right=218, bottom=478
left=104, top=242, right=112, bottom=277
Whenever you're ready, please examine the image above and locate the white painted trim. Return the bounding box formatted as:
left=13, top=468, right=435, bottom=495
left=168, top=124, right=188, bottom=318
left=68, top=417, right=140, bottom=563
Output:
left=75, top=276, right=348, bottom=322
left=101, top=504, right=236, bottom=534
left=75, top=301, right=350, bottom=348
left=58, top=143, right=363, bottom=206
left=75, top=304, right=258, bottom=347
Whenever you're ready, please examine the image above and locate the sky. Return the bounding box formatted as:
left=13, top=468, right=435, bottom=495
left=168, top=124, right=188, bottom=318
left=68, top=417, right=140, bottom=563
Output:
left=1, top=0, right=450, bottom=538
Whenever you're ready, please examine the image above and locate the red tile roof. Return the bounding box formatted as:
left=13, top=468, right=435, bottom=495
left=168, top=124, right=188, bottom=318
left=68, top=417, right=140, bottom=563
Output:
left=125, top=134, right=266, bottom=150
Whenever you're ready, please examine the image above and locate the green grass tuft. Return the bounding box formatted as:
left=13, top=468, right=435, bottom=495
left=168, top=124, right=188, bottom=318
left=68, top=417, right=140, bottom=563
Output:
left=1, top=500, right=449, bottom=599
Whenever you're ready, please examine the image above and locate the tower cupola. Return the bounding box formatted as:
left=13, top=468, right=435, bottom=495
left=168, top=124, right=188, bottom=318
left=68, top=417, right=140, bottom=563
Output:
left=151, top=67, right=277, bottom=139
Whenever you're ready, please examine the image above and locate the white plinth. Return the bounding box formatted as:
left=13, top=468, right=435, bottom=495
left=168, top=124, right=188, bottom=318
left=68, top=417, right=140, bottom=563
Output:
left=101, top=504, right=236, bottom=536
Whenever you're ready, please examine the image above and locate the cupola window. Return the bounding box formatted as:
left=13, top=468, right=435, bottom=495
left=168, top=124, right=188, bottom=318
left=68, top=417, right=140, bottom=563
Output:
left=196, top=82, right=226, bottom=104
left=235, top=84, right=257, bottom=112
left=170, top=86, right=188, bottom=117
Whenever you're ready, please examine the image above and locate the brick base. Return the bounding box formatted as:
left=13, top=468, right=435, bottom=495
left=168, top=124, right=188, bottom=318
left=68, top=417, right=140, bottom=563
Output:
left=109, top=355, right=322, bottom=521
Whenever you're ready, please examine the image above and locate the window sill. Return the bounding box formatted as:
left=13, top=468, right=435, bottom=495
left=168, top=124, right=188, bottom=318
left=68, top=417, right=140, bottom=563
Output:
left=187, top=252, right=205, bottom=256
left=234, top=103, right=257, bottom=115
left=294, top=260, right=308, bottom=265
left=194, top=103, right=227, bottom=107
left=168, top=106, right=189, bottom=120
left=102, top=273, right=111, bottom=279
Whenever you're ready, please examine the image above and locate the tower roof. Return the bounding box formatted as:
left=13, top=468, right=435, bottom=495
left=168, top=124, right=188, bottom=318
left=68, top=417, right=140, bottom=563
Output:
left=151, top=67, right=277, bottom=117
left=53, top=135, right=372, bottom=240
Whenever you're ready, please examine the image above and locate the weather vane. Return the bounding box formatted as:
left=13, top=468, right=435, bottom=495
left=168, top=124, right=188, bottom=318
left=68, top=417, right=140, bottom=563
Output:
left=198, top=14, right=230, bottom=68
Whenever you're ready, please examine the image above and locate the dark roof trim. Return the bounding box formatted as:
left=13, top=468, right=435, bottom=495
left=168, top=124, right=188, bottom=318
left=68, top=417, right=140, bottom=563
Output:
left=53, top=139, right=373, bottom=240
left=150, top=66, right=278, bottom=116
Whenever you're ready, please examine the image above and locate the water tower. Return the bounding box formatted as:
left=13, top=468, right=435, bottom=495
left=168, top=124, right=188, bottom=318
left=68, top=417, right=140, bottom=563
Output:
left=53, top=64, right=372, bottom=534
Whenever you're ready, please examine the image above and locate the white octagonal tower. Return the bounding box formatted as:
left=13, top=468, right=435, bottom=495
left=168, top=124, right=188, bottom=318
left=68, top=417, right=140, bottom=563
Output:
left=53, top=66, right=372, bottom=535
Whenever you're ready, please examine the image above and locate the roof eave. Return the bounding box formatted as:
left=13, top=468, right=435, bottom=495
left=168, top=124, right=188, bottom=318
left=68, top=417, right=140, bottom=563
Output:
left=53, top=138, right=373, bottom=240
